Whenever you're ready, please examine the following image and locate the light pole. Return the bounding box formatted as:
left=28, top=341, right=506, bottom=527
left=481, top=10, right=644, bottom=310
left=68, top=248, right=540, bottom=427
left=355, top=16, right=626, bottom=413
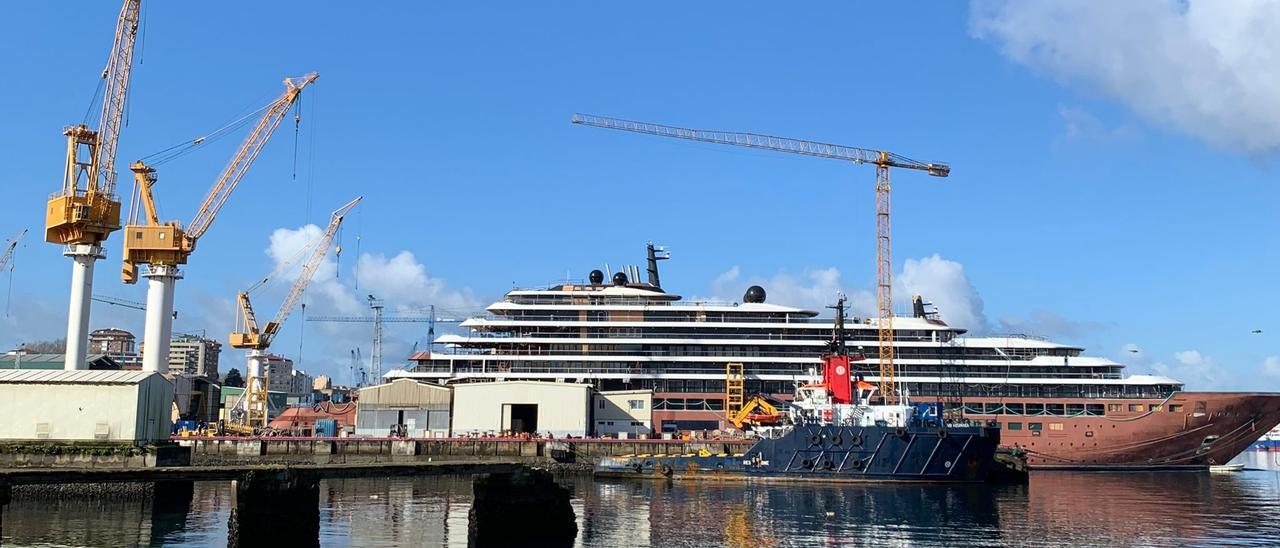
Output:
left=6, top=349, right=27, bottom=369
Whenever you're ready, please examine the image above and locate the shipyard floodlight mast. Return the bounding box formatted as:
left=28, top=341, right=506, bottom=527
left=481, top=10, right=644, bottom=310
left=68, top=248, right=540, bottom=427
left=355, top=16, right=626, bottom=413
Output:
left=572, top=113, right=950, bottom=404
left=47, top=0, right=142, bottom=370
left=123, top=73, right=318, bottom=373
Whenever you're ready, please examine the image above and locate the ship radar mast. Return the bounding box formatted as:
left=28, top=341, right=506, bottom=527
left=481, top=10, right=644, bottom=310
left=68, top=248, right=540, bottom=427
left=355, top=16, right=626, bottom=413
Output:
left=646, top=242, right=669, bottom=289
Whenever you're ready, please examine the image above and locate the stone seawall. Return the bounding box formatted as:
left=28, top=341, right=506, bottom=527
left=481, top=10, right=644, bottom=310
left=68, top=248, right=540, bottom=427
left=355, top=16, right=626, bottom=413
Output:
left=182, top=438, right=754, bottom=466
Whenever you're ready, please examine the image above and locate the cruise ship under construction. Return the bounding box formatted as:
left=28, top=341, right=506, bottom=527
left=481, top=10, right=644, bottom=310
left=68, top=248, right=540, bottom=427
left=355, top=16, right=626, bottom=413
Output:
left=391, top=243, right=1280, bottom=469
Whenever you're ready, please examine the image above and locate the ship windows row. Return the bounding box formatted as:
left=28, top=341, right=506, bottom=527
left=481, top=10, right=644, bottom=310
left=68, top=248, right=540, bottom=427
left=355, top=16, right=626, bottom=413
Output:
left=948, top=402, right=1107, bottom=416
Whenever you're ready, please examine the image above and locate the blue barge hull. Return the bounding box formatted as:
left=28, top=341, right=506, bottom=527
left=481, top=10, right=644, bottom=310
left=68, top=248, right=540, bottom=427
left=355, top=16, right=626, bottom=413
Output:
left=595, top=424, right=1003, bottom=483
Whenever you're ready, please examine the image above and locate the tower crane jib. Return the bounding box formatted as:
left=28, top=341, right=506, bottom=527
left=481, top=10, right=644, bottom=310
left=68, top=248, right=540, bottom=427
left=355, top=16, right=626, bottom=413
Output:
left=572, top=113, right=950, bottom=404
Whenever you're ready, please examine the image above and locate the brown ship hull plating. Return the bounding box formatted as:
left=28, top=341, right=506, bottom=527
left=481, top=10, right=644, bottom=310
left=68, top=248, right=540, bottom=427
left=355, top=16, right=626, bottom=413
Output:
left=654, top=391, right=1280, bottom=470
left=964, top=392, right=1280, bottom=469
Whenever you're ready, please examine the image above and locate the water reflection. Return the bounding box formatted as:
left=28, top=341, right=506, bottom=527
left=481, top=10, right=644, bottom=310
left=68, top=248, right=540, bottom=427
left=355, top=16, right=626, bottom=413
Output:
left=3, top=460, right=1280, bottom=547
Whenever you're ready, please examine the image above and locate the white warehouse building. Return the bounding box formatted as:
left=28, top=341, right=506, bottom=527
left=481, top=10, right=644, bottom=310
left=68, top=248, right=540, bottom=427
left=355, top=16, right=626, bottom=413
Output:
left=452, top=381, right=594, bottom=437
left=0, top=370, right=173, bottom=442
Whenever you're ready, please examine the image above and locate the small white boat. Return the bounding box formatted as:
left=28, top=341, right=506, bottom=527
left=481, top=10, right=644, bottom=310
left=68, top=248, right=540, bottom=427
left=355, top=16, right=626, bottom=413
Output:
left=1209, top=463, right=1245, bottom=473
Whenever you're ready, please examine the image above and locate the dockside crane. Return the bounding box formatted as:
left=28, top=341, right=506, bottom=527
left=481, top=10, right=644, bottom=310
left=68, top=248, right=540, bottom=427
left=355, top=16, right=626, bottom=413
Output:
left=225, top=196, right=361, bottom=434
left=572, top=114, right=950, bottom=404
left=123, top=73, right=318, bottom=373
left=47, top=0, right=142, bottom=370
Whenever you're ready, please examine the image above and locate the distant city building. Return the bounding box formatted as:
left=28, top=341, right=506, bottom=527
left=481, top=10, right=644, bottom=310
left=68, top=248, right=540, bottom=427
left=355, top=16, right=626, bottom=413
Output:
left=289, top=368, right=315, bottom=399
left=313, top=375, right=332, bottom=391
left=258, top=354, right=313, bottom=397
left=89, top=328, right=141, bottom=369
left=262, top=354, right=295, bottom=394
left=165, top=334, right=222, bottom=379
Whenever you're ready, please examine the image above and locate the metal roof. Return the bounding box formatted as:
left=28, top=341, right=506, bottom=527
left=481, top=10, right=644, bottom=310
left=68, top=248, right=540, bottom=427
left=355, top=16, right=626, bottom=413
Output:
left=0, top=369, right=160, bottom=384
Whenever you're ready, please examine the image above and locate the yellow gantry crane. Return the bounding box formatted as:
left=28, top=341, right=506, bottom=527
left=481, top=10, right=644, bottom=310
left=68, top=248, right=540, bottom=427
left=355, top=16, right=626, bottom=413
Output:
left=572, top=114, right=949, bottom=404
left=223, top=196, right=361, bottom=434
left=123, top=72, right=318, bottom=373
left=47, top=0, right=142, bottom=370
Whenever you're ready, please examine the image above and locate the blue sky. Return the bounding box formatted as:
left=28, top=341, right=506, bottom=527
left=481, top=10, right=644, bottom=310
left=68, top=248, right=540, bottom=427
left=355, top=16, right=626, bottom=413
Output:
left=1, top=2, right=1276, bottom=389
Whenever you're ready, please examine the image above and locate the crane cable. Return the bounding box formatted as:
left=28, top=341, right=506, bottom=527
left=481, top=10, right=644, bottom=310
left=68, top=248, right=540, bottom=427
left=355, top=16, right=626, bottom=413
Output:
left=139, top=98, right=274, bottom=166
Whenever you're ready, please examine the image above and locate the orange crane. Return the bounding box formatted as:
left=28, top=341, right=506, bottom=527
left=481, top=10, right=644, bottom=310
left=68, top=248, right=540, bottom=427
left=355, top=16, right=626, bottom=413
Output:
left=223, top=196, right=360, bottom=434
left=572, top=114, right=949, bottom=404
left=47, top=0, right=142, bottom=370
left=123, top=73, right=318, bottom=373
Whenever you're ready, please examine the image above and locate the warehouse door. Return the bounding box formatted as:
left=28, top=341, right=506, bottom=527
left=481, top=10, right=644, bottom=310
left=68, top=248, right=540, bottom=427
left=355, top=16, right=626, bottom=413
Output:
left=503, top=404, right=538, bottom=434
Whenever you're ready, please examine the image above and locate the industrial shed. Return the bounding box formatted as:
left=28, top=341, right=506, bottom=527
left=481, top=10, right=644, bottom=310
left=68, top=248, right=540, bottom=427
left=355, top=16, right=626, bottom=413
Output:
left=0, top=370, right=173, bottom=442
left=356, top=378, right=451, bottom=437
left=452, top=381, right=592, bottom=437
left=592, top=389, right=653, bottom=437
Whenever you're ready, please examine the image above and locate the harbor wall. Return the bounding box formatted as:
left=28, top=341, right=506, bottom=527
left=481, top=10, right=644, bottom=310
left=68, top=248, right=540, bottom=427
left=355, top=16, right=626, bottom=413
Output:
left=181, top=437, right=754, bottom=466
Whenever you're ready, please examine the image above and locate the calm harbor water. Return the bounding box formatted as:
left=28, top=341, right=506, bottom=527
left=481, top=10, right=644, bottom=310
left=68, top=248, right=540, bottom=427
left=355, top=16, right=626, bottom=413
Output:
left=5, top=452, right=1280, bottom=547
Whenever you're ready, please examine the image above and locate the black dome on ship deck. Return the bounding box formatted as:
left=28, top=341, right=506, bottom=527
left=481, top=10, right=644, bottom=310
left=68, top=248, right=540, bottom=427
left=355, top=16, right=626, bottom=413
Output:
left=612, top=272, right=628, bottom=286
left=744, top=285, right=766, bottom=304
left=589, top=270, right=605, bottom=284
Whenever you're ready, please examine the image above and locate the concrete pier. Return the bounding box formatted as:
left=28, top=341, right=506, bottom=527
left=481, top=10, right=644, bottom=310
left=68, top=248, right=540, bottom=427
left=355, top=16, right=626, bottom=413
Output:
left=0, top=479, right=10, bottom=539
left=469, top=468, right=576, bottom=547
left=227, top=469, right=319, bottom=548
left=149, top=480, right=194, bottom=544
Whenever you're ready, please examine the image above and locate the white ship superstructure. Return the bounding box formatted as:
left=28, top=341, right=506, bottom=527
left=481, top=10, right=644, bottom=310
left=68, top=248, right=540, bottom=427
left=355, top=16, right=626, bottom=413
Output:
left=390, top=244, right=1181, bottom=430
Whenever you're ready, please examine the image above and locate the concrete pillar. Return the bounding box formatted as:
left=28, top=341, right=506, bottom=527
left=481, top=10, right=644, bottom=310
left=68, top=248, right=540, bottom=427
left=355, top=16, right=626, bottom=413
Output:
left=142, top=264, right=181, bottom=373
left=468, top=468, right=576, bottom=546
left=227, top=470, right=320, bottom=548
left=149, top=481, right=194, bottom=544
left=0, top=480, right=10, bottom=540
left=63, top=244, right=104, bottom=370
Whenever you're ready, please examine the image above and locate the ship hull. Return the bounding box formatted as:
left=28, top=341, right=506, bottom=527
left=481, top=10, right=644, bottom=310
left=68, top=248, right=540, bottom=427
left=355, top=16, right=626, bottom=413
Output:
left=965, top=392, right=1280, bottom=469
left=594, top=424, right=1004, bottom=483
left=652, top=392, right=1280, bottom=470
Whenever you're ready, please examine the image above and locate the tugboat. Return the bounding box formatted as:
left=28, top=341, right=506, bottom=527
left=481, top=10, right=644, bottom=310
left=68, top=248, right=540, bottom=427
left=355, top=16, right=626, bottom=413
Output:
left=594, top=295, right=1012, bottom=483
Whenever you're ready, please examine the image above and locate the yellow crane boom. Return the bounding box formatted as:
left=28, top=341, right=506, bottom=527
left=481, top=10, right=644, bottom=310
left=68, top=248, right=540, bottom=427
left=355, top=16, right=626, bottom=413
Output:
left=572, top=113, right=949, bottom=404
left=230, top=196, right=362, bottom=351
left=121, top=72, right=318, bottom=283
left=46, top=0, right=141, bottom=247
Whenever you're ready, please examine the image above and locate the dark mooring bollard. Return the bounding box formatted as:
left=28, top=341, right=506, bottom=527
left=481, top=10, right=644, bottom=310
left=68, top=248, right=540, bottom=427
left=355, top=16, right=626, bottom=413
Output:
left=468, top=467, right=577, bottom=547
left=227, top=470, right=320, bottom=548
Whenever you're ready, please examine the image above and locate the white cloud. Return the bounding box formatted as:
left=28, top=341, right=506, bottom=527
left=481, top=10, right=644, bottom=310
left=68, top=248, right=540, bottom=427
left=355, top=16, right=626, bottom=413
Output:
left=996, top=309, right=1104, bottom=340
left=1262, top=356, right=1280, bottom=379
left=898, top=254, right=986, bottom=332
left=704, top=253, right=986, bottom=331
left=1058, top=105, right=1139, bottom=143
left=972, top=0, right=1280, bottom=155
left=707, top=264, right=858, bottom=313
left=252, top=224, right=480, bottom=381
left=1151, top=349, right=1222, bottom=389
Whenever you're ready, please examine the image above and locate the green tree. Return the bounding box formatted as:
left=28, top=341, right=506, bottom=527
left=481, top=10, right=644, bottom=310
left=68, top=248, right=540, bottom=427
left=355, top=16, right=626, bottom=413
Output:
left=223, top=368, right=245, bottom=388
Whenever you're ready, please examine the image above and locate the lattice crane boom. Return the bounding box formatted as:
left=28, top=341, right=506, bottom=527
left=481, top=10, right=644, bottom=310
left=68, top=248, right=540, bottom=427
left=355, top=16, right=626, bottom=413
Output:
left=121, top=72, right=318, bottom=284
left=229, top=196, right=361, bottom=352
left=0, top=230, right=27, bottom=273
left=188, top=73, right=318, bottom=239
left=572, top=113, right=950, bottom=404
left=47, top=0, right=141, bottom=247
